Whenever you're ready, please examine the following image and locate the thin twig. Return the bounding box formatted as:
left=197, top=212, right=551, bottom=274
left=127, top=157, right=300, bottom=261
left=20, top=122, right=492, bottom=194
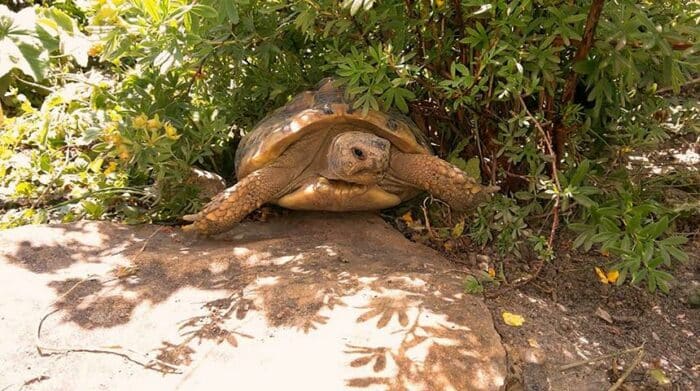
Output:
left=657, top=77, right=700, bottom=94
left=133, top=226, right=165, bottom=261
left=451, top=0, right=467, bottom=64
left=14, top=77, right=55, bottom=93
left=663, top=355, right=697, bottom=381
left=607, top=347, right=645, bottom=391
left=34, top=227, right=181, bottom=374
left=517, top=95, right=562, bottom=249
left=560, top=0, right=606, bottom=104
left=560, top=345, right=644, bottom=371
left=421, top=197, right=435, bottom=239
left=350, top=15, right=372, bottom=47
left=404, top=0, right=426, bottom=60
left=556, top=0, right=606, bottom=156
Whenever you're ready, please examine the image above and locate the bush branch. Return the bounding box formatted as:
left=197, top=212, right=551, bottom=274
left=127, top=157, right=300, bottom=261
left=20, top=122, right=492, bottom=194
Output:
left=555, top=0, right=606, bottom=157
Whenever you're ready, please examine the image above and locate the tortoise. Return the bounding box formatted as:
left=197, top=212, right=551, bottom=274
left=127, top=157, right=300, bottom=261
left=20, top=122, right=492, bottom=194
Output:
left=182, top=79, right=498, bottom=235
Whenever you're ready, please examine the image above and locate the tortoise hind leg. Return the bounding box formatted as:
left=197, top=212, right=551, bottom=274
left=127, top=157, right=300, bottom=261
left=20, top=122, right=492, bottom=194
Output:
left=389, top=152, right=499, bottom=211
left=182, top=167, right=288, bottom=236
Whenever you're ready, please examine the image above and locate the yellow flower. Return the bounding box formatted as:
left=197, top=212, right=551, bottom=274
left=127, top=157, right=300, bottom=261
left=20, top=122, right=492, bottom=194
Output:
left=118, top=145, right=130, bottom=160
left=147, top=114, right=162, bottom=131
left=21, top=100, right=35, bottom=114
left=103, top=121, right=117, bottom=133
left=108, top=110, right=122, bottom=122
left=92, top=4, right=121, bottom=25
left=103, top=122, right=121, bottom=144
left=88, top=42, right=104, bottom=57
left=107, top=133, right=121, bottom=145
left=133, top=114, right=148, bottom=129
left=163, top=122, right=180, bottom=140
left=104, top=161, right=118, bottom=175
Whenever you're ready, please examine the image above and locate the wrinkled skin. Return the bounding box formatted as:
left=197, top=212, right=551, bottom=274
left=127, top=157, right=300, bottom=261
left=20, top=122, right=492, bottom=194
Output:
left=324, top=131, right=391, bottom=185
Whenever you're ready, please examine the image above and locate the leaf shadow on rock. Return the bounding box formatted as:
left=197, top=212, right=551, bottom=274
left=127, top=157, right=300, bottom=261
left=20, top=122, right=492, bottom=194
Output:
left=0, top=212, right=506, bottom=390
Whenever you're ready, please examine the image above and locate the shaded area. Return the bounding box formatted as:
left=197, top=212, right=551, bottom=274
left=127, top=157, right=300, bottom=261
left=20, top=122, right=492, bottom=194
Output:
left=0, top=213, right=506, bottom=390
left=482, top=239, right=700, bottom=390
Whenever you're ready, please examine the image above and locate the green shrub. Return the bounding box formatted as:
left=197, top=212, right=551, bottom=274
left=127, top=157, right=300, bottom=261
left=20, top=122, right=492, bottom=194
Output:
left=1, top=0, right=698, bottom=291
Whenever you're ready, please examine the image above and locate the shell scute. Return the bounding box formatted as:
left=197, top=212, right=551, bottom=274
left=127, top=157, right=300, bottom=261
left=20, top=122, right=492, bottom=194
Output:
left=235, top=79, right=432, bottom=179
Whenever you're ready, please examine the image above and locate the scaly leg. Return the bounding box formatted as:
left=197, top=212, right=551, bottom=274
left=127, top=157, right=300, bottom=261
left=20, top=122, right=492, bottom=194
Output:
left=389, top=152, right=499, bottom=211
left=181, top=167, right=287, bottom=236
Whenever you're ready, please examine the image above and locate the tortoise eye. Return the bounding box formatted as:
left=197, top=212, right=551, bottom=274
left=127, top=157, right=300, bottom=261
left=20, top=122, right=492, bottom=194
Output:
left=352, top=147, right=366, bottom=160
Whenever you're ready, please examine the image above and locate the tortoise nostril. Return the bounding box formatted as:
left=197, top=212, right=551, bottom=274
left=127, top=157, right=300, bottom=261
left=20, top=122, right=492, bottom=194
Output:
left=352, top=147, right=366, bottom=160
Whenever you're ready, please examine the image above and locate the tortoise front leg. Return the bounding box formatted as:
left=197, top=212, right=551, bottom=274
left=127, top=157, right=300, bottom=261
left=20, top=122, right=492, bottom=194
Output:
left=181, top=167, right=287, bottom=236
left=389, top=152, right=499, bottom=211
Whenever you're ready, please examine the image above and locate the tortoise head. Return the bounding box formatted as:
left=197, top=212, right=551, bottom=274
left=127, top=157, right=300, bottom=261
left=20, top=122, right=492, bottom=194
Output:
left=326, top=131, right=391, bottom=185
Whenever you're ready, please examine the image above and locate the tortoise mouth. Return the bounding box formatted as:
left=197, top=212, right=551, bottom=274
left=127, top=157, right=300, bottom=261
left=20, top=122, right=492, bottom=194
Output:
left=329, top=170, right=386, bottom=186
left=320, top=174, right=386, bottom=188
left=320, top=176, right=369, bottom=189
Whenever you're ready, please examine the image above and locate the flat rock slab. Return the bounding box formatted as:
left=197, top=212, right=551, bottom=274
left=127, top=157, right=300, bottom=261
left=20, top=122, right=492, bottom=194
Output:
left=0, top=212, right=506, bottom=390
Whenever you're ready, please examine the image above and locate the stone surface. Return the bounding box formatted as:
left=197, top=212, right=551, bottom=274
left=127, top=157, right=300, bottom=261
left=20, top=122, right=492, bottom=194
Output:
left=0, top=212, right=506, bottom=390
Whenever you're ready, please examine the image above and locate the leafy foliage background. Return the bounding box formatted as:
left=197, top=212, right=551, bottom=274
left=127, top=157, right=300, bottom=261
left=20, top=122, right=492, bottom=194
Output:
left=1, top=0, right=698, bottom=292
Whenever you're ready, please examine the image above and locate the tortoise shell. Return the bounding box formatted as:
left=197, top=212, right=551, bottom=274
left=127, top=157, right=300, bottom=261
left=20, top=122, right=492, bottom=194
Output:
left=234, top=79, right=432, bottom=179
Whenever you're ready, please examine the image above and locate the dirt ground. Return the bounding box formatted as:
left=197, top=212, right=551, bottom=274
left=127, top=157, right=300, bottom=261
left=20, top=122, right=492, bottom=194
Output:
left=0, top=213, right=507, bottom=391
left=0, top=210, right=697, bottom=390
left=404, top=226, right=700, bottom=390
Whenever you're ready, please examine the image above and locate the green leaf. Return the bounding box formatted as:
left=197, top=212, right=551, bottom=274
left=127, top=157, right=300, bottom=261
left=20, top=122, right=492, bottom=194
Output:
left=190, top=4, right=218, bottom=19
left=665, top=245, right=689, bottom=263
left=572, top=232, right=589, bottom=249
left=224, top=2, right=240, bottom=24
left=44, top=8, right=75, bottom=32
left=140, top=0, right=161, bottom=21
left=570, top=159, right=590, bottom=186
left=463, top=275, right=484, bottom=294
left=647, top=257, right=664, bottom=269
left=464, top=157, right=482, bottom=181
left=600, top=217, right=621, bottom=233
left=452, top=221, right=465, bottom=238
left=647, top=272, right=657, bottom=293
left=0, top=6, right=50, bottom=80
left=661, top=235, right=688, bottom=246
left=88, top=157, right=104, bottom=173
left=573, top=194, right=597, bottom=208
left=568, top=223, right=592, bottom=233
left=639, top=216, right=669, bottom=239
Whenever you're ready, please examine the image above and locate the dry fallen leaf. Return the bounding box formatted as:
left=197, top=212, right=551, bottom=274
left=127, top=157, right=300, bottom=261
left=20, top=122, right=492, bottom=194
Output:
left=594, top=267, right=619, bottom=284
left=648, top=368, right=670, bottom=385
left=488, top=267, right=496, bottom=278
left=595, top=266, right=608, bottom=283
left=113, top=265, right=139, bottom=279
left=443, top=240, right=454, bottom=251
left=527, top=338, right=540, bottom=348
left=400, top=211, right=413, bottom=225
left=502, top=311, right=525, bottom=327
left=595, top=307, right=613, bottom=324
